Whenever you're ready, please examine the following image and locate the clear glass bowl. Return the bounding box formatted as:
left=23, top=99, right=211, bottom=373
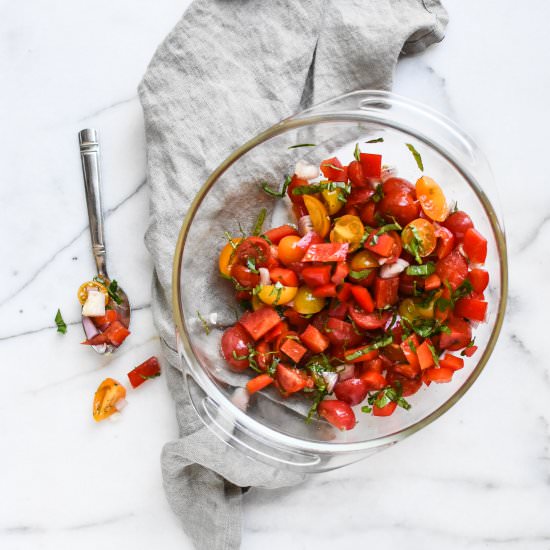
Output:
left=172, top=91, right=508, bottom=472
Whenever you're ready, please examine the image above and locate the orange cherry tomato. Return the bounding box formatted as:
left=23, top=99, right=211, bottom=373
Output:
left=303, top=195, right=330, bottom=238
left=401, top=218, right=437, bottom=258
left=77, top=280, right=109, bottom=305
left=415, top=176, right=449, bottom=222
left=92, top=378, right=126, bottom=422
left=218, top=238, right=242, bottom=278
left=278, top=235, right=305, bottom=265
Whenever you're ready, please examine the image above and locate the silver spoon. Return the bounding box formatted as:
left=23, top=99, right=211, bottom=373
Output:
left=79, top=128, right=131, bottom=353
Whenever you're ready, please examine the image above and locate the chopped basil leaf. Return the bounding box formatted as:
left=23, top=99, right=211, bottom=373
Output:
left=354, top=143, right=361, bottom=162
left=261, top=175, right=291, bottom=198
left=251, top=208, right=267, bottom=236
left=224, top=231, right=238, bottom=249
left=344, top=334, right=393, bottom=361
left=377, top=222, right=402, bottom=235
left=427, top=342, right=440, bottom=366
left=306, top=390, right=327, bottom=422
left=246, top=257, right=259, bottom=274
left=106, top=279, right=122, bottom=305
left=372, top=183, right=384, bottom=203
left=405, top=143, right=424, bottom=171
left=452, top=280, right=473, bottom=301
left=368, top=381, right=411, bottom=411
left=288, top=143, right=316, bottom=149
left=54, top=309, right=67, bottom=334
left=406, top=262, right=436, bottom=277
left=361, top=405, right=372, bottom=413
left=260, top=234, right=272, bottom=245
left=403, top=225, right=423, bottom=264
left=349, top=268, right=373, bottom=280
left=365, top=137, right=384, bottom=143
left=321, top=162, right=344, bottom=172
left=197, top=311, right=210, bottom=335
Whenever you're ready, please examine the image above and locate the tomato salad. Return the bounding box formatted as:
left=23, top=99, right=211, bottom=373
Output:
left=217, top=143, right=489, bottom=431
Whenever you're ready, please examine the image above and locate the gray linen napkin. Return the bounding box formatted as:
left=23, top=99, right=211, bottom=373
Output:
left=138, top=1, right=447, bottom=548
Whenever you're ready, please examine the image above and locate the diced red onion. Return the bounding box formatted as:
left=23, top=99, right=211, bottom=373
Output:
left=322, top=372, right=339, bottom=393
left=295, top=160, right=319, bottom=180
left=298, top=216, right=313, bottom=236
left=82, top=315, right=100, bottom=340
left=337, top=364, right=355, bottom=381
left=379, top=258, right=409, bottom=279
left=259, top=267, right=271, bottom=286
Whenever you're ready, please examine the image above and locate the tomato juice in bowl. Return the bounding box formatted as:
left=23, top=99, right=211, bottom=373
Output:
left=172, top=91, right=507, bottom=472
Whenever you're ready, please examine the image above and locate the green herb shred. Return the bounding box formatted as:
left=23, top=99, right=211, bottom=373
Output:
left=372, top=183, right=384, bottom=203
left=251, top=208, right=267, bottom=236
left=261, top=175, right=291, bottom=198
left=287, top=143, right=316, bottom=149
left=365, top=137, right=384, bottom=143
left=354, top=143, right=361, bottom=162
left=321, top=162, right=344, bottom=172
left=55, top=309, right=67, bottom=334
left=406, top=262, right=436, bottom=277
left=405, top=143, right=424, bottom=171
left=197, top=311, right=210, bottom=335
left=349, top=268, right=372, bottom=280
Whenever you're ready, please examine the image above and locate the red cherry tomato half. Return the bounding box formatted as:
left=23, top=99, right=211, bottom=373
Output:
left=231, top=264, right=260, bottom=288
left=317, top=400, right=356, bottom=430
left=334, top=378, right=369, bottom=406
left=442, top=210, right=474, bottom=242
left=236, top=237, right=271, bottom=268
left=221, top=325, right=253, bottom=372
left=378, top=177, right=420, bottom=226
left=435, top=249, right=468, bottom=291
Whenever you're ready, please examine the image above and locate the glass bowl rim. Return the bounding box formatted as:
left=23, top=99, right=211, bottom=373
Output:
left=172, top=90, right=508, bottom=454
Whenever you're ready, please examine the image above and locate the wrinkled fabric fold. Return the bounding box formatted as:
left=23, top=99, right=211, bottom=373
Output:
left=139, top=1, right=447, bottom=548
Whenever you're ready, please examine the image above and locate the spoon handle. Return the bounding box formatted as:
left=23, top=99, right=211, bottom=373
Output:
left=79, top=129, right=108, bottom=278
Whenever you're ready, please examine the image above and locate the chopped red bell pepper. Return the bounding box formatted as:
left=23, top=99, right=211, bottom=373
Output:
left=439, top=353, right=464, bottom=371
left=423, top=366, right=454, bottom=383
left=302, top=243, right=349, bottom=262
left=336, top=282, right=353, bottom=302
left=263, top=225, right=299, bottom=244
left=454, top=298, right=488, bottom=322
left=350, top=285, right=375, bottom=313
left=463, top=228, right=488, bottom=264
left=276, top=363, right=309, bottom=394
left=373, top=400, right=397, bottom=417
left=468, top=268, right=489, bottom=293
left=302, top=265, right=332, bottom=288
left=400, top=334, right=420, bottom=369
left=262, top=320, right=288, bottom=343
left=312, top=284, right=338, bottom=298
left=295, top=231, right=325, bottom=253
left=127, top=356, right=161, bottom=388
left=246, top=374, right=274, bottom=394
left=462, top=345, right=478, bottom=357
left=320, top=157, right=348, bottom=182
left=300, top=324, right=329, bottom=353
left=359, top=370, right=387, bottom=390
left=239, top=306, right=281, bottom=341
left=359, top=153, right=382, bottom=178
left=364, top=232, right=395, bottom=257
left=92, top=308, right=118, bottom=328
left=331, top=262, right=350, bottom=285
left=373, top=277, right=399, bottom=309
left=344, top=345, right=379, bottom=363
left=416, top=339, right=436, bottom=370
left=83, top=320, right=131, bottom=348
left=424, top=273, right=441, bottom=291
left=280, top=338, right=307, bottom=363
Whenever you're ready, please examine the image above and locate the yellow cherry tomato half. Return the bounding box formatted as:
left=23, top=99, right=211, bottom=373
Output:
left=399, top=291, right=442, bottom=321
left=78, top=280, right=109, bottom=305
left=218, top=238, right=242, bottom=278
left=303, top=195, right=330, bottom=238
left=350, top=249, right=379, bottom=270
left=293, top=286, right=326, bottom=315
left=93, top=377, right=126, bottom=422
left=278, top=235, right=304, bottom=265
left=401, top=218, right=437, bottom=258
left=257, top=284, right=298, bottom=306
left=330, top=215, right=364, bottom=252
left=321, top=188, right=344, bottom=215
left=415, top=176, right=449, bottom=222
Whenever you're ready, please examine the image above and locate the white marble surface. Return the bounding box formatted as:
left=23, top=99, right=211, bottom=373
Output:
left=1, top=1, right=549, bottom=548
